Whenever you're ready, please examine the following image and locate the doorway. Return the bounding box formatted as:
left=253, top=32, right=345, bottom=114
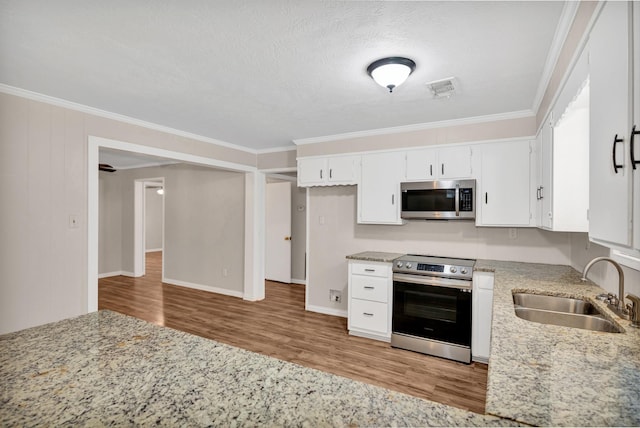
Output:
left=89, top=136, right=262, bottom=312
left=133, top=178, right=165, bottom=278
left=264, top=172, right=307, bottom=287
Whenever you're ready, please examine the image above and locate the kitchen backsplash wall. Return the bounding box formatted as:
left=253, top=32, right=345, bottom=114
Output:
left=307, top=186, right=573, bottom=315
left=570, top=233, right=640, bottom=300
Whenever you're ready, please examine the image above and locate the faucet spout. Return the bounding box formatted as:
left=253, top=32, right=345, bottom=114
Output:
left=582, top=257, right=628, bottom=319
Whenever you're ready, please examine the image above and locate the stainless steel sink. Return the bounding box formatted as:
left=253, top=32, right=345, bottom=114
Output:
left=513, top=293, right=622, bottom=333
left=513, top=293, right=600, bottom=315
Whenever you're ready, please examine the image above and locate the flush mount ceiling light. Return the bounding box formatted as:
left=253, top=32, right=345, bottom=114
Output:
left=367, top=57, right=416, bottom=93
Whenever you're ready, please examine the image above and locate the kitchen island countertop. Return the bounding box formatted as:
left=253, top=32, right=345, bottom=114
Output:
left=477, top=260, right=640, bottom=426
left=0, top=310, right=514, bottom=427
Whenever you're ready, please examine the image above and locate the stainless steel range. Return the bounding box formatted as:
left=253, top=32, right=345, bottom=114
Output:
left=391, top=254, right=475, bottom=364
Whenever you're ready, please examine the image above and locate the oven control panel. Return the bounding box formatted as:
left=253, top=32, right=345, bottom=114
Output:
left=394, top=255, right=475, bottom=280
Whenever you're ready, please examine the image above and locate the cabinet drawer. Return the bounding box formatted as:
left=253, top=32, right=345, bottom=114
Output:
left=350, top=263, right=389, bottom=277
left=350, top=299, right=388, bottom=334
left=351, top=275, right=388, bottom=303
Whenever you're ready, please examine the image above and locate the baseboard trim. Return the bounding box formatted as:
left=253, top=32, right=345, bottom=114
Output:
left=98, top=271, right=123, bottom=278
left=145, top=248, right=163, bottom=253
left=163, top=277, right=244, bottom=299
left=291, top=278, right=307, bottom=285
left=305, top=304, right=347, bottom=318
left=98, top=271, right=136, bottom=278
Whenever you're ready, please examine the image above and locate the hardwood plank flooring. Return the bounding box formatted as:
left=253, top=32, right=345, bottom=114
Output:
left=99, top=251, right=488, bottom=414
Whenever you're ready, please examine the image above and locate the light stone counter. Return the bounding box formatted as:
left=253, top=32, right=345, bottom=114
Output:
left=346, top=251, right=405, bottom=263
left=0, top=310, right=515, bottom=427
left=477, top=260, right=640, bottom=426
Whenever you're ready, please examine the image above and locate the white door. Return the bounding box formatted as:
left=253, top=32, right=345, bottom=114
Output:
left=358, top=152, right=403, bottom=224
left=265, top=181, right=292, bottom=283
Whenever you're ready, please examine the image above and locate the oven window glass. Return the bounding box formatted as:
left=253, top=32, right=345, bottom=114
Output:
left=404, top=290, right=457, bottom=323
left=393, top=281, right=471, bottom=346
left=402, top=189, right=455, bottom=212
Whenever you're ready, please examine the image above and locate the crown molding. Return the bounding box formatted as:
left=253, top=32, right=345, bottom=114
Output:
left=0, top=84, right=260, bottom=155
left=531, top=1, right=580, bottom=113
left=292, top=110, right=535, bottom=146
left=255, top=145, right=296, bottom=154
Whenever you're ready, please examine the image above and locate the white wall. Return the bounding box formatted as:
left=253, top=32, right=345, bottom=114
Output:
left=291, top=185, right=307, bottom=282
left=99, top=164, right=245, bottom=295
left=570, top=233, right=640, bottom=300
left=0, top=91, right=256, bottom=335
left=307, top=186, right=573, bottom=314
left=99, top=172, right=123, bottom=275
left=145, top=187, right=163, bottom=251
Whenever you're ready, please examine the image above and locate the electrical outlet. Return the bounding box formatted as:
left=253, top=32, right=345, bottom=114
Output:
left=330, top=289, right=341, bottom=303
left=222, top=268, right=228, bottom=277
left=508, top=228, right=518, bottom=240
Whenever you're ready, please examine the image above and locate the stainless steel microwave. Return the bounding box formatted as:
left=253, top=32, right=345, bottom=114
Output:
left=401, top=179, right=476, bottom=220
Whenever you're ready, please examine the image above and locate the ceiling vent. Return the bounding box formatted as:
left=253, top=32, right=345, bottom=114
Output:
left=426, top=77, right=456, bottom=99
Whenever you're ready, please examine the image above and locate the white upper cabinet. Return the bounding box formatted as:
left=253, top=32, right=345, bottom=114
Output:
left=438, top=146, right=473, bottom=179
left=358, top=152, right=403, bottom=224
left=476, top=140, right=531, bottom=227
left=298, top=155, right=359, bottom=187
left=534, top=45, right=590, bottom=233
left=405, top=148, right=437, bottom=180
left=404, top=146, right=472, bottom=181
left=588, top=1, right=634, bottom=248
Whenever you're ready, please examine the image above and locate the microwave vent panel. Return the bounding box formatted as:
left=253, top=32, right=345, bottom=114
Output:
left=426, top=77, right=456, bottom=99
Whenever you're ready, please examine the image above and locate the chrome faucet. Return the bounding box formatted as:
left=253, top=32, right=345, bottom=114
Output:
left=627, top=294, right=640, bottom=328
left=581, top=257, right=629, bottom=319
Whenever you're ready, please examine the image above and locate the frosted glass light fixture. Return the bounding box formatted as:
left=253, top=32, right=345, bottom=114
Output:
left=367, top=57, right=416, bottom=93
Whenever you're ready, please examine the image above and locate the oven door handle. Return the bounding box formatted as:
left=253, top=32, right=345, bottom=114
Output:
left=393, top=273, right=472, bottom=290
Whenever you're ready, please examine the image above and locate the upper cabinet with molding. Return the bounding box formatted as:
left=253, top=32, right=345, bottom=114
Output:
left=404, top=146, right=473, bottom=181
left=588, top=1, right=639, bottom=250
left=476, top=140, right=532, bottom=227
left=298, top=155, right=359, bottom=187
left=534, top=46, right=590, bottom=233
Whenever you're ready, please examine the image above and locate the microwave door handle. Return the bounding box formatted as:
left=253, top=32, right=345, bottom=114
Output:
left=455, top=184, right=460, bottom=217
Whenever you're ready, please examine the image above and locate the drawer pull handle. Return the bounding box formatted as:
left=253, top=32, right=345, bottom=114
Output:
left=363, top=312, right=374, bottom=317
left=364, top=286, right=375, bottom=290
left=364, top=268, right=375, bottom=272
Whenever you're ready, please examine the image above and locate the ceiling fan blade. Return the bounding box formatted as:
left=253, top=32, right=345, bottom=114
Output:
left=99, top=163, right=116, bottom=172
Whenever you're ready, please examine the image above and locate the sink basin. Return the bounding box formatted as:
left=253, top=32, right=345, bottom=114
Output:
left=513, top=293, right=600, bottom=315
left=514, top=307, right=622, bottom=333
left=513, top=293, right=622, bottom=333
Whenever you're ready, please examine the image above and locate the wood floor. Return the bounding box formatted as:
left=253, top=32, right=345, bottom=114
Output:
left=99, top=251, right=488, bottom=414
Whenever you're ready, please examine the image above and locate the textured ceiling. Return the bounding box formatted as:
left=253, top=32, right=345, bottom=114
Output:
left=0, top=1, right=565, bottom=151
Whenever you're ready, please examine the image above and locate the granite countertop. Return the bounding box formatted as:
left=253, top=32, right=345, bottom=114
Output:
left=346, top=251, right=405, bottom=263
left=477, top=260, right=640, bottom=427
left=0, top=310, right=515, bottom=427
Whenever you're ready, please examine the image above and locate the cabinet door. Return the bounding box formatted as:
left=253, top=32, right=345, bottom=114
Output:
left=438, top=146, right=472, bottom=179
left=327, top=156, right=358, bottom=184
left=540, top=120, right=553, bottom=229
left=358, top=152, right=403, bottom=224
left=633, top=2, right=640, bottom=251
left=589, top=1, right=633, bottom=247
left=297, top=158, right=326, bottom=186
left=405, top=148, right=437, bottom=180
left=478, top=141, right=531, bottom=226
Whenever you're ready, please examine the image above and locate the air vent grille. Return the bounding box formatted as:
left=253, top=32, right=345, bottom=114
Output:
left=426, top=77, right=456, bottom=98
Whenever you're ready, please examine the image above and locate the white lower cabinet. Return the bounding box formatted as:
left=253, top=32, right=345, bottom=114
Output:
left=348, top=261, right=393, bottom=341
left=471, top=271, right=494, bottom=363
